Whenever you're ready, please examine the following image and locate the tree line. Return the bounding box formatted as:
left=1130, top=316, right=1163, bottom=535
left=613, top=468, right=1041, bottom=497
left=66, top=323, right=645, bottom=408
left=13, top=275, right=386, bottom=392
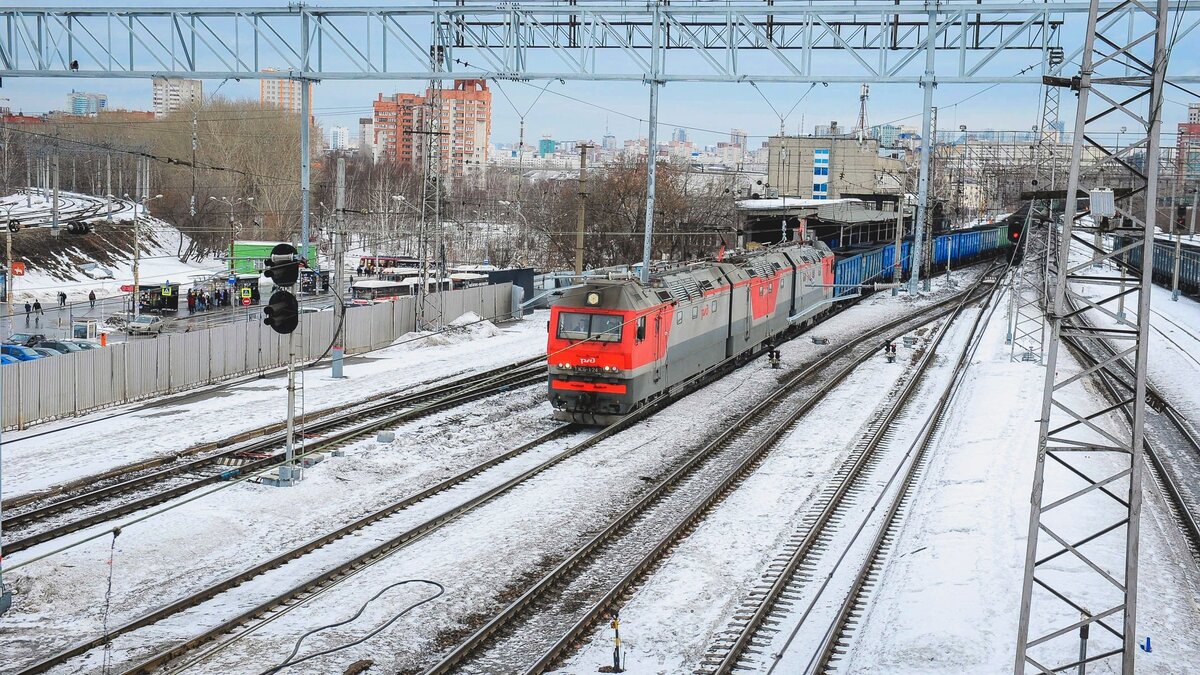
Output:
left=2, top=100, right=742, bottom=271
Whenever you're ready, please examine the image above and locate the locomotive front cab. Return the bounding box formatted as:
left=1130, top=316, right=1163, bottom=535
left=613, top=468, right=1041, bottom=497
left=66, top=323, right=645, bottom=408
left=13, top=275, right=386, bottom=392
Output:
left=547, top=282, right=660, bottom=424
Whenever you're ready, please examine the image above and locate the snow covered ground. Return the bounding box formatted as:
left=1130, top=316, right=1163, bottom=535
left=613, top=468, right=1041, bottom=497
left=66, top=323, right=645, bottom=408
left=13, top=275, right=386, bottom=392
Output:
left=0, top=273, right=973, bottom=674
left=1, top=190, right=224, bottom=305
left=840, top=280, right=1200, bottom=673
left=555, top=313, right=961, bottom=674
left=2, top=311, right=548, bottom=500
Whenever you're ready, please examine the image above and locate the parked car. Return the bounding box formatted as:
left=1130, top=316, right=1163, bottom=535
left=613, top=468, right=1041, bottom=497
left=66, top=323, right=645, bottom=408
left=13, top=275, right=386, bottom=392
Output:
left=32, top=347, right=59, bottom=358
left=4, top=333, right=45, bottom=347
left=69, top=341, right=102, bottom=350
left=38, top=340, right=85, bottom=354
left=128, top=315, right=167, bottom=335
left=0, top=344, right=43, bottom=362
left=0, top=354, right=17, bottom=365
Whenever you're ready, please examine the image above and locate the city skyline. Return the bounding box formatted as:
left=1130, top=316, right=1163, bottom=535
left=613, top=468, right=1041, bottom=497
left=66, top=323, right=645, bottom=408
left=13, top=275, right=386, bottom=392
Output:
left=9, top=73, right=1200, bottom=151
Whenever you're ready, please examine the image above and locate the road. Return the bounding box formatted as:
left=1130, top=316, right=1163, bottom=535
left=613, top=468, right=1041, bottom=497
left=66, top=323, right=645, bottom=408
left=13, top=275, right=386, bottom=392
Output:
left=2, top=292, right=338, bottom=343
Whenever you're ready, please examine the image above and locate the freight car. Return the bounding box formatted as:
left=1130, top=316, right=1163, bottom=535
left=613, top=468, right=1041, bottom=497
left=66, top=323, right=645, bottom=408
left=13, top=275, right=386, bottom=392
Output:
left=1111, top=234, right=1200, bottom=298
left=547, top=224, right=1010, bottom=423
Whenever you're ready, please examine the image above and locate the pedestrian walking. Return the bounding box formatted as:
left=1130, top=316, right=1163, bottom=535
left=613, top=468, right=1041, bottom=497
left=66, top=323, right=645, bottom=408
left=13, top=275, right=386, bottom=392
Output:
left=88, top=290, right=96, bottom=309
left=187, top=291, right=196, bottom=313
left=32, top=299, right=42, bottom=326
left=24, top=301, right=31, bottom=326
left=58, top=291, right=67, bottom=308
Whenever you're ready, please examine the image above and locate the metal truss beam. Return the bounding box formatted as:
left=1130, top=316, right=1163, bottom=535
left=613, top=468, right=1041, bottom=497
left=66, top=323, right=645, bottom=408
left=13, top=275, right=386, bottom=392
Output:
left=1015, top=0, right=1168, bottom=672
left=0, top=2, right=1197, bottom=83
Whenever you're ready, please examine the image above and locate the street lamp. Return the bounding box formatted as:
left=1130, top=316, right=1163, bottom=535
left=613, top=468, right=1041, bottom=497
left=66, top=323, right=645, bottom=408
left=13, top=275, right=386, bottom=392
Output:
left=125, top=193, right=163, bottom=318
left=210, top=196, right=254, bottom=274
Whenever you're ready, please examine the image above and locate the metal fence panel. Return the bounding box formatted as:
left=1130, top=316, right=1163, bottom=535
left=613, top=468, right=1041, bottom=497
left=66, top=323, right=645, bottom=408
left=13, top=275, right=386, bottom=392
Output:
left=74, top=350, right=98, bottom=411
left=4, top=363, right=21, bottom=428
left=4, top=284, right=517, bottom=429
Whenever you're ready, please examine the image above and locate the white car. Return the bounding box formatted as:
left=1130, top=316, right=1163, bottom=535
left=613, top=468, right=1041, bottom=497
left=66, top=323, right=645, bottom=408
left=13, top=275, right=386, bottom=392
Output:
left=128, top=315, right=167, bottom=335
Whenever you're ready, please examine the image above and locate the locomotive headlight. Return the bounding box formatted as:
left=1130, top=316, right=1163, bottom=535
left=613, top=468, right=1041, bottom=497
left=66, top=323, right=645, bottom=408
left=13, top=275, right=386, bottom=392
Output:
left=585, top=291, right=601, bottom=306
left=603, top=365, right=619, bottom=374
left=558, top=362, right=573, bottom=370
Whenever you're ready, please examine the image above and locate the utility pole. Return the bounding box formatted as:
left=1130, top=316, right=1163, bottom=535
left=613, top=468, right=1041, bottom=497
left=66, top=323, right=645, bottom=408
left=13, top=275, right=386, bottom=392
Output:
left=574, top=144, right=590, bottom=277
left=332, top=157, right=346, bottom=378
left=133, top=164, right=142, bottom=318
left=908, top=7, right=937, bottom=295
left=24, top=156, right=31, bottom=207
left=105, top=154, right=112, bottom=221
left=299, top=77, right=312, bottom=266
left=638, top=1, right=663, bottom=285
left=923, top=105, right=938, bottom=292
left=892, top=194, right=903, bottom=296
left=51, top=154, right=60, bottom=238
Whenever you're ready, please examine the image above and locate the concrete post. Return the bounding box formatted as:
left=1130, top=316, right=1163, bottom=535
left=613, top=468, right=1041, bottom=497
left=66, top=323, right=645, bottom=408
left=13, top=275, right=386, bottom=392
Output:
left=909, top=8, right=937, bottom=295
left=333, top=157, right=346, bottom=378
left=575, top=145, right=589, bottom=277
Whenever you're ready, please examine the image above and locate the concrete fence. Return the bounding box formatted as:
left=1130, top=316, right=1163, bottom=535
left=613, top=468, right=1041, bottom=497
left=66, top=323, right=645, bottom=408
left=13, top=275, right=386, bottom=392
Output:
left=2, top=283, right=514, bottom=429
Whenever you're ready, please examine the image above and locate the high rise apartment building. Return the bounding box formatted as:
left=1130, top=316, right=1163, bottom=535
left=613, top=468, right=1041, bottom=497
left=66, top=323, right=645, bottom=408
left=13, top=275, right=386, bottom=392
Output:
left=372, top=79, right=492, bottom=178
left=66, top=91, right=107, bottom=116
left=259, top=69, right=313, bottom=112
left=1179, top=102, right=1200, bottom=181
left=328, top=126, right=350, bottom=151
left=152, top=77, right=203, bottom=116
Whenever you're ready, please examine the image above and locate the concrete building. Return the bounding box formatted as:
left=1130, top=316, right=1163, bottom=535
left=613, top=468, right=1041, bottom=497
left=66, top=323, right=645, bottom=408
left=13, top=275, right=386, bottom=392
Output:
left=152, top=77, right=203, bottom=117
left=538, top=137, right=556, bottom=157
left=730, top=128, right=748, bottom=147
left=372, top=79, right=492, bottom=178
left=328, top=126, right=350, bottom=151
left=358, top=117, right=376, bottom=160
left=766, top=135, right=905, bottom=200
left=259, top=69, right=313, bottom=112
left=66, top=91, right=107, bottom=116
left=1179, top=103, right=1200, bottom=182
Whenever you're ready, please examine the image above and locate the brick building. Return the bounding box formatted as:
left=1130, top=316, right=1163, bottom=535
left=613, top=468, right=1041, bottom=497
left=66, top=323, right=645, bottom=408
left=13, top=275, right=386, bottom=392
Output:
left=1180, top=102, right=1200, bottom=182
left=372, top=79, right=492, bottom=178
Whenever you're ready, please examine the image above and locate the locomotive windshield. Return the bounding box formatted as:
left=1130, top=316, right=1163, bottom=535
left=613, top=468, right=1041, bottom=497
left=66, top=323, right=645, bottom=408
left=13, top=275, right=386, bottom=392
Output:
left=557, top=312, right=623, bottom=343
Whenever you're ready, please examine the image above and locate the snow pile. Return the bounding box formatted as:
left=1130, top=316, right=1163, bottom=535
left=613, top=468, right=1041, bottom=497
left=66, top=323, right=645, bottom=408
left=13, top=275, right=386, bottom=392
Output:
left=396, top=311, right=505, bottom=349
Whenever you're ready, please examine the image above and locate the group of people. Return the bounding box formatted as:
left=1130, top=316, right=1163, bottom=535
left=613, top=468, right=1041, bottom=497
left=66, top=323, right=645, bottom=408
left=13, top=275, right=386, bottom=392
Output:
left=187, top=288, right=233, bottom=313
left=22, top=290, right=100, bottom=326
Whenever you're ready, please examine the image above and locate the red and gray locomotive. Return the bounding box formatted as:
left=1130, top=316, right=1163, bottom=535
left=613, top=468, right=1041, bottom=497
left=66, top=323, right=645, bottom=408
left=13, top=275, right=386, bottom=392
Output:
left=546, top=241, right=835, bottom=424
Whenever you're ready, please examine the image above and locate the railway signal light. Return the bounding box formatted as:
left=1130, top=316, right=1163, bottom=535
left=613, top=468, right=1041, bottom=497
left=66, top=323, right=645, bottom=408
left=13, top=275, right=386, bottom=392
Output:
left=264, top=290, right=299, bottom=334
left=1176, top=204, right=1188, bottom=233
left=263, top=243, right=301, bottom=287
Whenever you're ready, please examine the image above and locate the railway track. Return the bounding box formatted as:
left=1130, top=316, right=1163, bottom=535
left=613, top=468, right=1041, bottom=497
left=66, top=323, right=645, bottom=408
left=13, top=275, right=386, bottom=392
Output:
left=1, top=357, right=548, bottom=555
left=686, top=267, right=1002, bottom=675
left=1059, top=295, right=1200, bottom=560
left=15, top=321, right=823, bottom=675
left=425, top=265, right=1005, bottom=675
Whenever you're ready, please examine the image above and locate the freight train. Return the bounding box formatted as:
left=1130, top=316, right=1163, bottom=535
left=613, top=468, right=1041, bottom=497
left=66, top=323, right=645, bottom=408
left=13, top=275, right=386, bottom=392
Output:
left=1110, top=234, right=1200, bottom=298
left=546, top=224, right=1011, bottom=423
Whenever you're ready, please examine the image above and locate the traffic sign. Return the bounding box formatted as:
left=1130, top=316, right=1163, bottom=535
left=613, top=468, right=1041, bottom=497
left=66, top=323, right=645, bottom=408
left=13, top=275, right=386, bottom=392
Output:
left=120, top=284, right=134, bottom=292
left=227, top=276, right=237, bottom=285
left=11, top=262, right=25, bottom=277
left=242, top=297, right=251, bottom=306
left=240, top=287, right=252, bottom=299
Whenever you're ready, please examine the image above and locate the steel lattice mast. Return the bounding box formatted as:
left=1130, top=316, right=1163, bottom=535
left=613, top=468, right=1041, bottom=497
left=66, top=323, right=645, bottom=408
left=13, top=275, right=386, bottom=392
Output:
left=1008, top=41, right=1065, bottom=364
left=417, top=43, right=444, bottom=332
left=1014, top=0, right=1169, bottom=672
